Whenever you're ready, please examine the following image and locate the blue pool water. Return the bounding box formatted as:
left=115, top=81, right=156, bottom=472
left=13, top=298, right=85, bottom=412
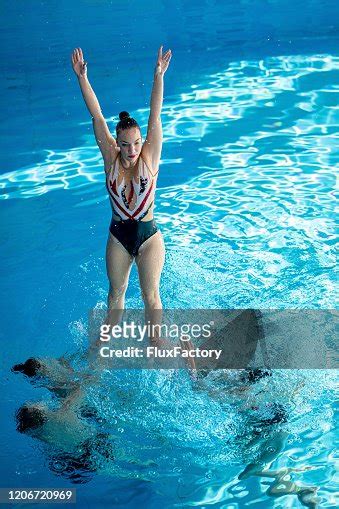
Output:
left=1, top=0, right=338, bottom=507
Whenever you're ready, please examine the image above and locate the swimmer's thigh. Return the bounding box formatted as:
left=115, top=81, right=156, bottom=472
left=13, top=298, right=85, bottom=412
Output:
left=136, top=230, right=165, bottom=294
left=106, top=232, right=133, bottom=292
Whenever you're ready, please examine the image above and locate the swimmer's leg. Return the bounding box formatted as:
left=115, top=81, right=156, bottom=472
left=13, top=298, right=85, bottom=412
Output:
left=266, top=473, right=320, bottom=507
left=136, top=231, right=190, bottom=369
left=105, top=231, right=133, bottom=315
left=239, top=430, right=289, bottom=479
left=239, top=430, right=321, bottom=507
left=136, top=232, right=196, bottom=373
left=86, top=233, right=134, bottom=369
left=136, top=230, right=165, bottom=345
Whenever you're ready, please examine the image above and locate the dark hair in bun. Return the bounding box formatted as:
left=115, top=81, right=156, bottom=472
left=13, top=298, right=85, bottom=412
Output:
left=16, top=405, right=47, bottom=433
left=116, top=111, right=140, bottom=136
left=119, top=111, right=130, bottom=121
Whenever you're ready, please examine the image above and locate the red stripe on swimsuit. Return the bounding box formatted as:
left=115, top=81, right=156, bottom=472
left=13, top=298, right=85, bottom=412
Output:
left=106, top=154, right=156, bottom=221
left=110, top=178, right=118, bottom=197
left=130, top=180, right=154, bottom=219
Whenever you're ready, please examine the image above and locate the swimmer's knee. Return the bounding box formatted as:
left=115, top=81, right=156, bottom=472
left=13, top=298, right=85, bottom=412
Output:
left=107, top=285, right=128, bottom=309
left=16, top=405, right=47, bottom=434
left=141, top=289, right=161, bottom=308
left=108, top=284, right=128, bottom=302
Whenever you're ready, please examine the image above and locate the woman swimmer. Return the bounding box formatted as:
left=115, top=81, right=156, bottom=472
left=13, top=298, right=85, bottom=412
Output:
left=71, top=46, right=172, bottom=345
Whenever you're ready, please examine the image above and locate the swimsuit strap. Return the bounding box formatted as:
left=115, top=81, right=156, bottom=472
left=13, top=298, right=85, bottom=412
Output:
left=111, top=152, right=120, bottom=181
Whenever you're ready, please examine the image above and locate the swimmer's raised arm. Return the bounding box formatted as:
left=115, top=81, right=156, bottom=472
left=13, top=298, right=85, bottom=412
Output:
left=71, top=47, right=117, bottom=167
left=143, top=45, right=172, bottom=174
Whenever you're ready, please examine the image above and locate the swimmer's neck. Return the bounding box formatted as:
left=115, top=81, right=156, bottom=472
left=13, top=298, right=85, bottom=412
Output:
left=119, top=152, right=139, bottom=170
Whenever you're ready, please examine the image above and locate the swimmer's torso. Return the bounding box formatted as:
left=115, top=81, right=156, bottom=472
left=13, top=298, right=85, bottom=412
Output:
left=105, top=150, right=158, bottom=222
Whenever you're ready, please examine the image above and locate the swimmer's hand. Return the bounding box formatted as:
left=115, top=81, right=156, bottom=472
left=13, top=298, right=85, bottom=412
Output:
left=71, top=47, right=88, bottom=78
left=154, top=45, right=172, bottom=77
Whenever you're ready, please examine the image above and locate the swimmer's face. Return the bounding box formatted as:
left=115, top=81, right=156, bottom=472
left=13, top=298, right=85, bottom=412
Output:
left=116, top=127, right=142, bottom=162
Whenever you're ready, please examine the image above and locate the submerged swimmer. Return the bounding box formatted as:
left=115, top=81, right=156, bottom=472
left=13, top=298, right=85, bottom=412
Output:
left=15, top=386, right=113, bottom=484
left=235, top=383, right=321, bottom=508
left=12, top=356, right=80, bottom=397
left=71, top=46, right=172, bottom=349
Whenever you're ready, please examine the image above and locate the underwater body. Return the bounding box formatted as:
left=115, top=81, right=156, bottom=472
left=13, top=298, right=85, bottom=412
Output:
left=1, top=0, right=338, bottom=507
